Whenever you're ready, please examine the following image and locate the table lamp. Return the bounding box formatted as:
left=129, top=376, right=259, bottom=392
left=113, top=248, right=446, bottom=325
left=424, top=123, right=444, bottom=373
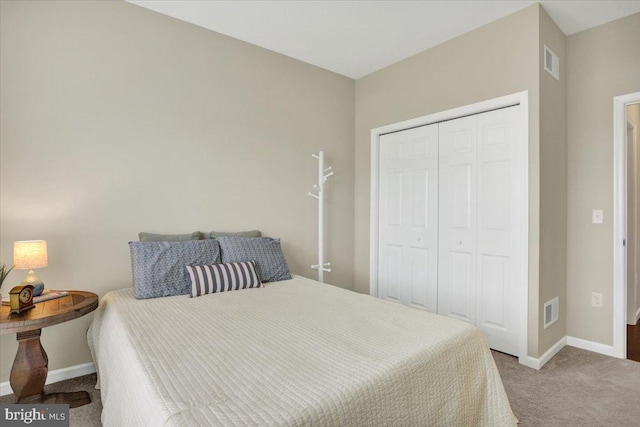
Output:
left=13, top=240, right=48, bottom=297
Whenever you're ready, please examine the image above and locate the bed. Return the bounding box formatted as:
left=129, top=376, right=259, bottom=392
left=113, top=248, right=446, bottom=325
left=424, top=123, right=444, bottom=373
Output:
left=88, top=275, right=516, bottom=426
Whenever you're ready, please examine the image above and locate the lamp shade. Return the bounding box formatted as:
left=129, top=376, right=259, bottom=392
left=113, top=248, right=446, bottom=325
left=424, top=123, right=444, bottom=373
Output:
left=13, top=240, right=48, bottom=270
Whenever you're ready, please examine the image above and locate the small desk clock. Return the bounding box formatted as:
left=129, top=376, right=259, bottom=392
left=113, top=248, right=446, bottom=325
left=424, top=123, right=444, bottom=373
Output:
left=9, top=284, right=35, bottom=314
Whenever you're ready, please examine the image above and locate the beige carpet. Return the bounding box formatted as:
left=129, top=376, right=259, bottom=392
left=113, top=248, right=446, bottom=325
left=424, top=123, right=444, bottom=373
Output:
left=2, top=346, right=640, bottom=426
left=493, top=346, right=640, bottom=426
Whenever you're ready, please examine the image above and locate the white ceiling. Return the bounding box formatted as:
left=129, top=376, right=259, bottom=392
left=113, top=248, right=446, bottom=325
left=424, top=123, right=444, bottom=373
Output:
left=127, top=1, right=640, bottom=79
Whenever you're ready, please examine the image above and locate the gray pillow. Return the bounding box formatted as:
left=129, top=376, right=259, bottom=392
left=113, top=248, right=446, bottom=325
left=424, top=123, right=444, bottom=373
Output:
left=218, top=236, right=291, bottom=282
left=129, top=239, right=221, bottom=299
left=139, top=231, right=203, bottom=242
left=208, top=230, right=262, bottom=239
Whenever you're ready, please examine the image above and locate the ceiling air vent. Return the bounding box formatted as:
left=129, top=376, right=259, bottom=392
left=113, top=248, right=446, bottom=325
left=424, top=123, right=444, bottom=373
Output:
left=543, top=297, right=559, bottom=329
left=544, top=45, right=560, bottom=81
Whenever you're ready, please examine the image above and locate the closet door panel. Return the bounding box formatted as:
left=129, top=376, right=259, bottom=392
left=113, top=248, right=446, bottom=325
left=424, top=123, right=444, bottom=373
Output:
left=450, top=251, right=473, bottom=321
left=378, top=133, right=404, bottom=303
left=479, top=254, right=508, bottom=327
left=378, top=124, right=439, bottom=312
left=408, top=247, right=430, bottom=309
left=381, top=244, right=403, bottom=302
left=476, top=106, right=522, bottom=356
left=437, top=115, right=477, bottom=323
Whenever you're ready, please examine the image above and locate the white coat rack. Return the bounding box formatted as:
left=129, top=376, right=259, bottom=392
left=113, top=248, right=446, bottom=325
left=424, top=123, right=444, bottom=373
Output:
left=308, top=151, right=333, bottom=282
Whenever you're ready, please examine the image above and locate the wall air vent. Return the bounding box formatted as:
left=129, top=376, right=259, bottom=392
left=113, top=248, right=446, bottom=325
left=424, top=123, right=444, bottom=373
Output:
left=544, top=45, right=560, bottom=81
left=543, top=297, right=559, bottom=329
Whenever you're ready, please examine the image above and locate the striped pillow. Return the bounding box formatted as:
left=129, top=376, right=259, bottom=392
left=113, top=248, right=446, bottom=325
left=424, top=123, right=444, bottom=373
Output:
left=186, top=261, right=261, bottom=297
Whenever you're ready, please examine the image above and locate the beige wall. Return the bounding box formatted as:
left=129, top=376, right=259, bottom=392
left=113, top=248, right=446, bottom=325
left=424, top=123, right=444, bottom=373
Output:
left=0, top=1, right=355, bottom=383
left=354, top=4, right=545, bottom=357
left=627, top=103, right=640, bottom=324
left=538, top=8, right=568, bottom=354
left=566, top=13, right=640, bottom=345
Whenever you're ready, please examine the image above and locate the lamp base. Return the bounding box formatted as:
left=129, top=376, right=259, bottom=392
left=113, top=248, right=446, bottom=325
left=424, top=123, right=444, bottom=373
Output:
left=21, top=270, right=45, bottom=297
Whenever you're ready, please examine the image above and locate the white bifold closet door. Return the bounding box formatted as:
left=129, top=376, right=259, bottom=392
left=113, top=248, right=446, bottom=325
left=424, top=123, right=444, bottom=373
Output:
left=378, top=124, right=439, bottom=312
left=377, top=105, right=522, bottom=357
left=438, top=106, right=522, bottom=356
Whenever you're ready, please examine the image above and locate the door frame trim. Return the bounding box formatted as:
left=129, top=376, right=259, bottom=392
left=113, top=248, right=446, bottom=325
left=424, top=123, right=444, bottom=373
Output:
left=613, top=92, right=640, bottom=358
left=369, top=91, right=529, bottom=363
left=627, top=117, right=638, bottom=326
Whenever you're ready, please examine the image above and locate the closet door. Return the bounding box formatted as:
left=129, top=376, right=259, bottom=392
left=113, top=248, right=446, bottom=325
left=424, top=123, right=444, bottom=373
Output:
left=438, top=106, right=522, bottom=356
left=437, top=116, right=478, bottom=324
left=378, top=124, right=439, bottom=312
left=475, top=106, right=522, bottom=356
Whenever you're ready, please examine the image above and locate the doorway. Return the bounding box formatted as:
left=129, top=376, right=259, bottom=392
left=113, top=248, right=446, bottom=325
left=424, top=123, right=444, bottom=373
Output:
left=626, top=103, right=640, bottom=362
left=613, top=92, right=640, bottom=360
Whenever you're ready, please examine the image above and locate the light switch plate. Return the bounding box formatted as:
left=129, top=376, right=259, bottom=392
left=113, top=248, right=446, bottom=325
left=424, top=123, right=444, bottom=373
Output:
left=592, top=210, right=603, bottom=224
left=592, top=292, right=603, bottom=308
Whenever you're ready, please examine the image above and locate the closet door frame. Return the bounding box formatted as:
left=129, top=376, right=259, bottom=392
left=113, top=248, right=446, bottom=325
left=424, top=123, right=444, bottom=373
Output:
left=369, top=91, right=529, bottom=365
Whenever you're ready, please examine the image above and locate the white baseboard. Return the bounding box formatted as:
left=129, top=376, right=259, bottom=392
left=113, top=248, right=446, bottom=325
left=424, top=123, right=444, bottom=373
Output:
left=566, top=336, right=619, bottom=357
left=524, top=336, right=567, bottom=370
left=521, top=333, right=623, bottom=370
left=636, top=307, right=640, bottom=324
left=0, top=362, right=95, bottom=397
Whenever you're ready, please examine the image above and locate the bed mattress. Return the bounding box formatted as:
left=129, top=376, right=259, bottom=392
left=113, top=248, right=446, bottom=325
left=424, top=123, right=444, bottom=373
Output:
left=88, top=275, right=516, bottom=426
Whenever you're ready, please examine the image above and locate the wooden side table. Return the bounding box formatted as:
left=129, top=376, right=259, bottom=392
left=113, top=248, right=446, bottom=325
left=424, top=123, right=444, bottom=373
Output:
left=0, top=290, right=98, bottom=408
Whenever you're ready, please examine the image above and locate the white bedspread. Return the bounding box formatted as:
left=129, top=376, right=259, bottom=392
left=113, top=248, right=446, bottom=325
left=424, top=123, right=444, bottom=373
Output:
left=88, top=275, right=515, bottom=426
